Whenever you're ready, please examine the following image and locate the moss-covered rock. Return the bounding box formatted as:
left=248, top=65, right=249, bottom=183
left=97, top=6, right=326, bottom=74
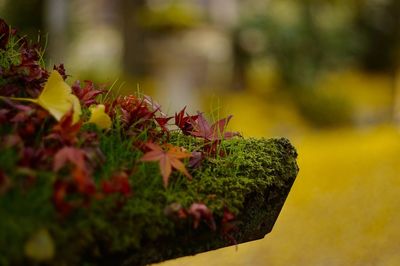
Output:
left=0, top=17, right=299, bottom=266
left=0, top=137, right=298, bottom=265
left=112, top=137, right=298, bottom=266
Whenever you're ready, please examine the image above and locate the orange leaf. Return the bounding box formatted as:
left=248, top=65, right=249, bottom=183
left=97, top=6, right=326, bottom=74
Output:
left=159, top=156, right=172, bottom=186
left=140, top=143, right=192, bottom=187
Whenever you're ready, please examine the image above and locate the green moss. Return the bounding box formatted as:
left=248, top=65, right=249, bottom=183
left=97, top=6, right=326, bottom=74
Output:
left=165, top=136, right=298, bottom=213
left=0, top=133, right=298, bottom=265
left=0, top=34, right=22, bottom=74
left=80, top=135, right=298, bottom=265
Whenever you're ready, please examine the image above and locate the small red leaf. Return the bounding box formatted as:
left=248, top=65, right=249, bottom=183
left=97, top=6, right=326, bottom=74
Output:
left=49, top=110, right=82, bottom=145
left=53, top=147, right=86, bottom=172
left=72, top=167, right=95, bottom=195
left=155, top=116, right=172, bottom=132
left=188, top=151, right=204, bottom=168
left=53, top=64, right=68, bottom=80
left=188, top=203, right=216, bottom=230
left=52, top=180, right=73, bottom=216
left=190, top=112, right=239, bottom=141
left=72, top=80, right=105, bottom=107
left=101, top=171, right=132, bottom=197
left=174, top=106, right=198, bottom=135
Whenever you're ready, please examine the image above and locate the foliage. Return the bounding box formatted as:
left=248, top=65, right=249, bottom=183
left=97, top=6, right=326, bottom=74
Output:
left=138, top=1, right=202, bottom=31
left=354, top=0, right=400, bottom=72
left=0, top=0, right=45, bottom=41
left=237, top=2, right=363, bottom=88
left=295, top=89, right=353, bottom=127
left=0, top=19, right=299, bottom=265
left=235, top=2, right=363, bottom=127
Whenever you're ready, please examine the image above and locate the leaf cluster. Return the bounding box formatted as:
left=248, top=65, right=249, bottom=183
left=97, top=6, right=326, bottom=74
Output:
left=0, top=19, right=297, bottom=266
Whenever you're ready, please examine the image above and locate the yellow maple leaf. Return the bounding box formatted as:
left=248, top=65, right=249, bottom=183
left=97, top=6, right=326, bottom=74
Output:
left=87, top=104, right=112, bottom=129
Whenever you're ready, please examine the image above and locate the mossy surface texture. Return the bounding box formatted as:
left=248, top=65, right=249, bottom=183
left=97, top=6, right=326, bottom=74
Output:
left=0, top=134, right=298, bottom=265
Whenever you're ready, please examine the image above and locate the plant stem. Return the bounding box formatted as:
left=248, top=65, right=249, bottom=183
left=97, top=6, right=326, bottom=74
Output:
left=0, top=96, right=37, bottom=103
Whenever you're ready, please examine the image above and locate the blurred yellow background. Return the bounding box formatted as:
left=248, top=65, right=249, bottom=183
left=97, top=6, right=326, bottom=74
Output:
left=1, top=0, right=400, bottom=265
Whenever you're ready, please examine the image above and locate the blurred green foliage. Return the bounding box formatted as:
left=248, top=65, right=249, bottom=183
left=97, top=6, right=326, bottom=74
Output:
left=234, top=0, right=399, bottom=127
left=0, top=0, right=45, bottom=39
left=238, top=5, right=362, bottom=88
left=137, top=2, right=202, bottom=31
left=296, top=89, right=353, bottom=127
left=355, top=0, right=400, bottom=72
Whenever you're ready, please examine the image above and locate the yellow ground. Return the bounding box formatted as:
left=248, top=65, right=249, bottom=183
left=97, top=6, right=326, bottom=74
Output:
left=158, top=126, right=400, bottom=265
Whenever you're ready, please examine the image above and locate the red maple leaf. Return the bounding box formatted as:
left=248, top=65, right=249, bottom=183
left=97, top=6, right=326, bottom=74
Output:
left=117, top=95, right=156, bottom=131
left=71, top=167, right=96, bottom=195
left=53, top=146, right=95, bottom=194
left=188, top=203, right=216, bottom=230
left=188, top=151, right=204, bottom=169
left=155, top=116, right=173, bottom=132
left=101, top=171, right=132, bottom=197
left=140, top=142, right=192, bottom=187
left=52, top=180, right=73, bottom=215
left=53, top=64, right=68, bottom=80
left=174, top=106, right=198, bottom=135
left=47, top=110, right=82, bottom=145
left=53, top=146, right=86, bottom=172
left=190, top=112, right=239, bottom=141
left=143, top=95, right=165, bottom=115
left=72, top=80, right=105, bottom=107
